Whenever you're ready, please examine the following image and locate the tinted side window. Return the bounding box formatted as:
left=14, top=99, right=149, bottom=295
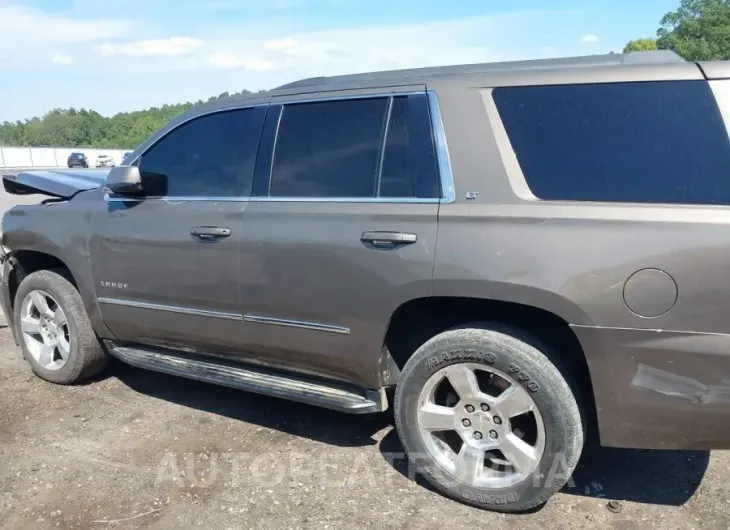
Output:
left=493, top=81, right=730, bottom=205
left=138, top=108, right=263, bottom=197
left=380, top=95, right=440, bottom=198
left=270, top=98, right=388, bottom=198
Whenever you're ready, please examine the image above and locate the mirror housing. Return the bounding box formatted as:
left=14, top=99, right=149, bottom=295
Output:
left=106, top=165, right=142, bottom=194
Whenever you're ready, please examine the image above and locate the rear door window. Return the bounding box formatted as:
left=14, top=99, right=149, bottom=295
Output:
left=493, top=80, right=730, bottom=205
left=268, top=94, right=440, bottom=199
left=270, top=97, right=387, bottom=198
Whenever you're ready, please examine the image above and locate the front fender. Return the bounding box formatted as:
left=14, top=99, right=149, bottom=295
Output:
left=1, top=195, right=114, bottom=339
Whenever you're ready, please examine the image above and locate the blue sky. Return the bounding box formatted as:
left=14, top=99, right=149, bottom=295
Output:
left=0, top=0, right=678, bottom=122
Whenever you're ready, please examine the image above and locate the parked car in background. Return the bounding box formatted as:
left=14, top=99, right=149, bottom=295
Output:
left=2, top=50, right=730, bottom=514
left=96, top=154, right=115, bottom=168
left=66, top=152, right=88, bottom=168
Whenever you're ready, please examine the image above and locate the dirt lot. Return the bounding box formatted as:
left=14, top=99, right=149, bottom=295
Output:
left=0, top=311, right=729, bottom=530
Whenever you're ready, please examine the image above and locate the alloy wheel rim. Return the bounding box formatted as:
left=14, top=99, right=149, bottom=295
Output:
left=20, top=290, right=71, bottom=371
left=416, top=362, right=546, bottom=489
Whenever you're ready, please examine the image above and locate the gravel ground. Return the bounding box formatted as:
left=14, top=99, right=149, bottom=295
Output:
left=0, top=313, right=729, bottom=530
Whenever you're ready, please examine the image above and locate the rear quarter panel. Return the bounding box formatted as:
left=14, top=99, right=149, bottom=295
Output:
left=430, top=81, right=730, bottom=449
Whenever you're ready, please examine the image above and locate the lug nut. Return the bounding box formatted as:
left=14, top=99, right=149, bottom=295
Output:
left=473, top=431, right=483, bottom=440
left=493, top=416, right=502, bottom=425
left=489, top=430, right=498, bottom=439
left=462, top=419, right=471, bottom=427
left=465, top=405, right=475, bottom=413
left=481, top=403, right=490, bottom=412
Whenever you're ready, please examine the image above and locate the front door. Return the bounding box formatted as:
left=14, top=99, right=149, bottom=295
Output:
left=237, top=91, right=443, bottom=388
left=91, top=105, right=266, bottom=353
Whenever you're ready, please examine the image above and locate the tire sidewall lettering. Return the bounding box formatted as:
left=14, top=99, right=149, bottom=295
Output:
left=423, top=347, right=540, bottom=395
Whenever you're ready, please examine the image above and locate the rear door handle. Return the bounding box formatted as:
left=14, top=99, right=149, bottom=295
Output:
left=361, top=231, right=417, bottom=247
left=191, top=226, right=231, bottom=241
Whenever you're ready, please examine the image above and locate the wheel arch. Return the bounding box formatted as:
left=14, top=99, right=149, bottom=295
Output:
left=382, top=296, right=598, bottom=441
left=4, top=240, right=112, bottom=340
left=9, top=250, right=78, bottom=310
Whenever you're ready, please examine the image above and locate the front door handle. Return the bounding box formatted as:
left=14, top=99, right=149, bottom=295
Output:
left=191, top=226, right=231, bottom=241
left=361, top=231, right=417, bottom=247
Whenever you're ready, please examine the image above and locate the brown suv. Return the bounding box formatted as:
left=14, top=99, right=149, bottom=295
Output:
left=2, top=50, right=730, bottom=513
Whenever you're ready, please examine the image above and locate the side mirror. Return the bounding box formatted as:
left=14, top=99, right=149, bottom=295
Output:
left=106, top=165, right=142, bottom=194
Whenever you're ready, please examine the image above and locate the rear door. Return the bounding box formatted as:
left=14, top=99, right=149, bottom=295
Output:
left=236, top=89, right=443, bottom=387
left=91, top=105, right=266, bottom=353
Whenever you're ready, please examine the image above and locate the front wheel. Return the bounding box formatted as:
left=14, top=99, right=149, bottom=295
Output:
left=394, top=324, right=584, bottom=513
left=14, top=269, right=108, bottom=384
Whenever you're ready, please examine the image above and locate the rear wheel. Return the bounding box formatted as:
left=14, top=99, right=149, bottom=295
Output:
left=14, top=269, right=108, bottom=384
left=394, top=324, right=583, bottom=512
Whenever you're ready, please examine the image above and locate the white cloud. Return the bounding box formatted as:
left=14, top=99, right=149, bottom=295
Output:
left=264, top=37, right=299, bottom=51
left=208, top=53, right=243, bottom=68
left=101, top=36, right=205, bottom=57
left=580, top=34, right=599, bottom=44
left=51, top=54, right=73, bottom=65
left=207, top=53, right=278, bottom=71
left=0, top=5, right=131, bottom=68
left=71, top=0, right=303, bottom=13
left=226, top=15, right=531, bottom=78
left=243, top=58, right=278, bottom=71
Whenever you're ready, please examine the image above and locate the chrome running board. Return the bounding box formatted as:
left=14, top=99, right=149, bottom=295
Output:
left=104, top=341, right=386, bottom=414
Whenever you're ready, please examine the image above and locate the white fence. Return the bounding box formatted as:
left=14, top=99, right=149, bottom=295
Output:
left=0, top=146, right=132, bottom=168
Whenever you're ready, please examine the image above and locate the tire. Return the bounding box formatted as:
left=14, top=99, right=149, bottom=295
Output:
left=14, top=269, right=108, bottom=384
left=394, top=324, right=583, bottom=513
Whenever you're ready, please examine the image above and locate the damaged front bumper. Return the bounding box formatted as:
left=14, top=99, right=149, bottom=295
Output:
left=0, top=248, right=18, bottom=345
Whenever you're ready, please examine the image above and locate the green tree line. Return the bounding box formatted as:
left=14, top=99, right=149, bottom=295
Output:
left=0, top=90, right=254, bottom=149
left=624, top=0, right=730, bottom=60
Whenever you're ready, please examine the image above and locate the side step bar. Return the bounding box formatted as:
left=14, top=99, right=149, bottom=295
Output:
left=104, top=341, right=387, bottom=414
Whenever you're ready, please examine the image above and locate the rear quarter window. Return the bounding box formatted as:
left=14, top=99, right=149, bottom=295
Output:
left=493, top=80, right=730, bottom=205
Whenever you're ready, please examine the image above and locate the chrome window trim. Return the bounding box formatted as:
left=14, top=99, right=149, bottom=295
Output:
left=427, top=91, right=456, bottom=203
left=105, top=195, right=249, bottom=203
left=98, top=297, right=242, bottom=321
left=249, top=196, right=440, bottom=203
left=106, top=195, right=441, bottom=204
left=243, top=314, right=350, bottom=335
